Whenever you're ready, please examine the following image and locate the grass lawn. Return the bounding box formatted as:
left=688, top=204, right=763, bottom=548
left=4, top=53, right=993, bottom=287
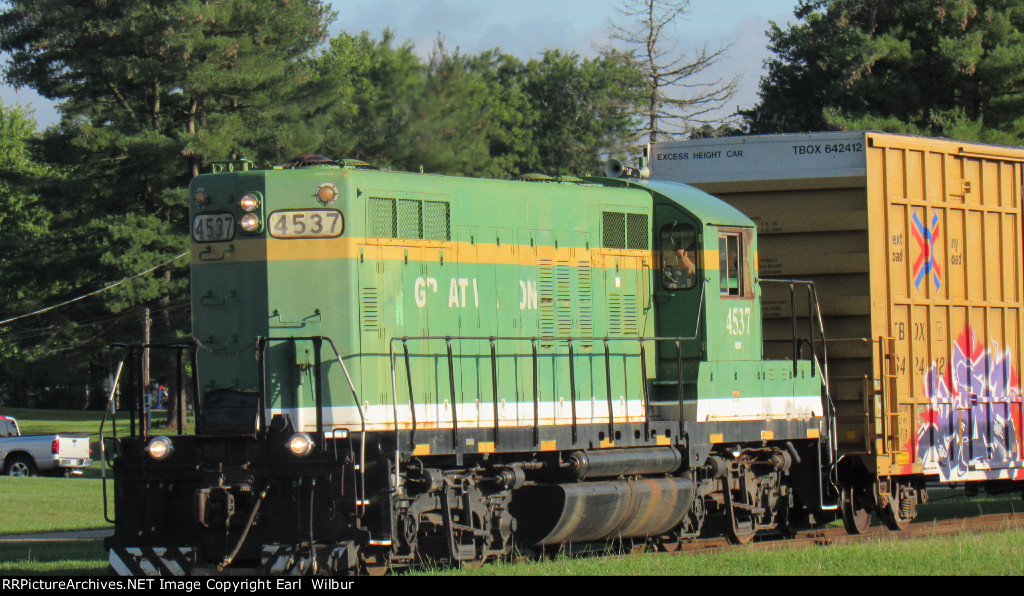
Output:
left=4, top=405, right=190, bottom=437
left=5, top=529, right=1020, bottom=576
left=0, top=541, right=108, bottom=576
left=410, top=528, right=1024, bottom=576
left=0, top=477, right=111, bottom=534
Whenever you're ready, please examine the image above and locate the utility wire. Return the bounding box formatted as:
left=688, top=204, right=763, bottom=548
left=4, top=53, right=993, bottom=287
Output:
left=0, top=250, right=190, bottom=328
left=0, top=300, right=191, bottom=343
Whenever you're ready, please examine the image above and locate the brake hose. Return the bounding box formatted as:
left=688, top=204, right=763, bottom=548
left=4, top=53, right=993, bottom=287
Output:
left=218, top=485, right=270, bottom=572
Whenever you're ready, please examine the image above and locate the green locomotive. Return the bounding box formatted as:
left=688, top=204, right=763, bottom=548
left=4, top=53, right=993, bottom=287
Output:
left=104, top=155, right=831, bottom=574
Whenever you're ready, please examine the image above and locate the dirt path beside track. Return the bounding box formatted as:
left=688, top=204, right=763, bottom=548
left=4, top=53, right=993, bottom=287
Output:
left=0, top=529, right=111, bottom=542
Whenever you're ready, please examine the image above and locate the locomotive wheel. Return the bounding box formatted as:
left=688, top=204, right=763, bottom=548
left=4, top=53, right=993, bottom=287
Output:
left=840, top=484, right=871, bottom=535
left=653, top=538, right=681, bottom=553
left=725, top=522, right=755, bottom=546
left=881, top=482, right=917, bottom=532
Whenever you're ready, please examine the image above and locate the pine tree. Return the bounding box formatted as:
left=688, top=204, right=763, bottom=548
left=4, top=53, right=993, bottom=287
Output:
left=0, top=0, right=334, bottom=407
left=748, top=0, right=1024, bottom=144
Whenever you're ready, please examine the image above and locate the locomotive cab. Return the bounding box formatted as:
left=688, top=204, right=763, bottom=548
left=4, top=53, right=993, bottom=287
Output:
left=606, top=179, right=825, bottom=430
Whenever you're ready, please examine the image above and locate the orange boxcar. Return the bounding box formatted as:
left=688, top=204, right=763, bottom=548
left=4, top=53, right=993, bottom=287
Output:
left=650, top=132, right=1024, bottom=509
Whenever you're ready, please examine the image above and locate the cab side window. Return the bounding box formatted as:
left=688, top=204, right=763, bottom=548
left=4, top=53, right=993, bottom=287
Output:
left=718, top=231, right=746, bottom=297
left=660, top=224, right=698, bottom=290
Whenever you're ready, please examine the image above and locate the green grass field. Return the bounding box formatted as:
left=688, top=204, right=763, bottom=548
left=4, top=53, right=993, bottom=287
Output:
left=4, top=405, right=190, bottom=437
left=409, top=528, right=1024, bottom=576
left=0, top=477, right=110, bottom=534
left=0, top=542, right=108, bottom=576
left=5, top=528, right=1023, bottom=576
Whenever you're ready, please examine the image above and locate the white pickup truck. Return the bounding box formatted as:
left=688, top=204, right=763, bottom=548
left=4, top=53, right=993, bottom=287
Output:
left=0, top=415, right=93, bottom=476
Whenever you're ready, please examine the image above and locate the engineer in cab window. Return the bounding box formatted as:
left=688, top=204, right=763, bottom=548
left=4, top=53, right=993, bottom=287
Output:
left=661, top=224, right=697, bottom=290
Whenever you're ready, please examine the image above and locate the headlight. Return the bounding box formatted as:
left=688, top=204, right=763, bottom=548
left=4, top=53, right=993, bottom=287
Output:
left=239, top=193, right=261, bottom=212
left=146, top=436, right=174, bottom=460
left=239, top=213, right=261, bottom=232
left=315, top=183, right=338, bottom=205
left=287, top=433, right=315, bottom=457
left=194, top=188, right=208, bottom=208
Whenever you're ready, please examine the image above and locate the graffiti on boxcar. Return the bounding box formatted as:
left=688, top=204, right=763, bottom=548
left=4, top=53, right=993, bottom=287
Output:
left=917, top=326, right=1022, bottom=481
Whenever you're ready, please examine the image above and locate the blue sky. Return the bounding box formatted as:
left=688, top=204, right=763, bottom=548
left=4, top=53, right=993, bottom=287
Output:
left=0, top=1, right=800, bottom=129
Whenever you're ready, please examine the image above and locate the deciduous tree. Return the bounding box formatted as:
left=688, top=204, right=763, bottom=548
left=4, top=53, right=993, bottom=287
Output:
left=0, top=0, right=334, bottom=406
left=312, top=33, right=644, bottom=178
left=606, top=0, right=738, bottom=143
left=747, top=0, right=1024, bottom=145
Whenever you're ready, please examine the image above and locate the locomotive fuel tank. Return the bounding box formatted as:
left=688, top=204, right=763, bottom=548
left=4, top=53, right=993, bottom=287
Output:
left=509, top=446, right=691, bottom=545
left=511, top=477, right=695, bottom=546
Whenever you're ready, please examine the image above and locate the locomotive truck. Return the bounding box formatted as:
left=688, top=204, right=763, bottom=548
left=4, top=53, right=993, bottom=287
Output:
left=104, top=151, right=839, bottom=575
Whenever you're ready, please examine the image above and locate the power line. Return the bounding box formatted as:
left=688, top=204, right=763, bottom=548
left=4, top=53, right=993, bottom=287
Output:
left=0, top=300, right=191, bottom=343
left=0, top=251, right=190, bottom=328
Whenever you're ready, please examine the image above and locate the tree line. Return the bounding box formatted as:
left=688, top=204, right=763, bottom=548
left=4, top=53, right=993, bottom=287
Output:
left=0, top=0, right=659, bottom=408
left=1, top=0, right=1023, bottom=408
left=748, top=0, right=1024, bottom=144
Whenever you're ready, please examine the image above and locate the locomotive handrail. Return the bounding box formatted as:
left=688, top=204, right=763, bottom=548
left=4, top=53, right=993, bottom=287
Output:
left=385, top=277, right=831, bottom=458
left=101, top=340, right=197, bottom=525
left=759, top=279, right=825, bottom=376
left=104, top=340, right=197, bottom=440
left=387, top=333, right=699, bottom=456
left=387, top=279, right=707, bottom=454
left=100, top=345, right=130, bottom=525
left=757, top=280, right=832, bottom=392
left=759, top=278, right=839, bottom=508
left=258, top=337, right=366, bottom=432
left=260, top=335, right=370, bottom=518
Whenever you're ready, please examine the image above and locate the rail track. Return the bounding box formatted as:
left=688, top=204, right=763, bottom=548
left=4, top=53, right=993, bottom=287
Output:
left=611, top=510, right=1024, bottom=559
left=472, top=509, right=1024, bottom=574
left=356, top=509, right=1024, bottom=574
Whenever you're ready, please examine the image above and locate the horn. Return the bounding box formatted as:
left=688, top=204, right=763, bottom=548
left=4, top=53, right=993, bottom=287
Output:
left=603, top=159, right=650, bottom=180
left=604, top=159, right=625, bottom=178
